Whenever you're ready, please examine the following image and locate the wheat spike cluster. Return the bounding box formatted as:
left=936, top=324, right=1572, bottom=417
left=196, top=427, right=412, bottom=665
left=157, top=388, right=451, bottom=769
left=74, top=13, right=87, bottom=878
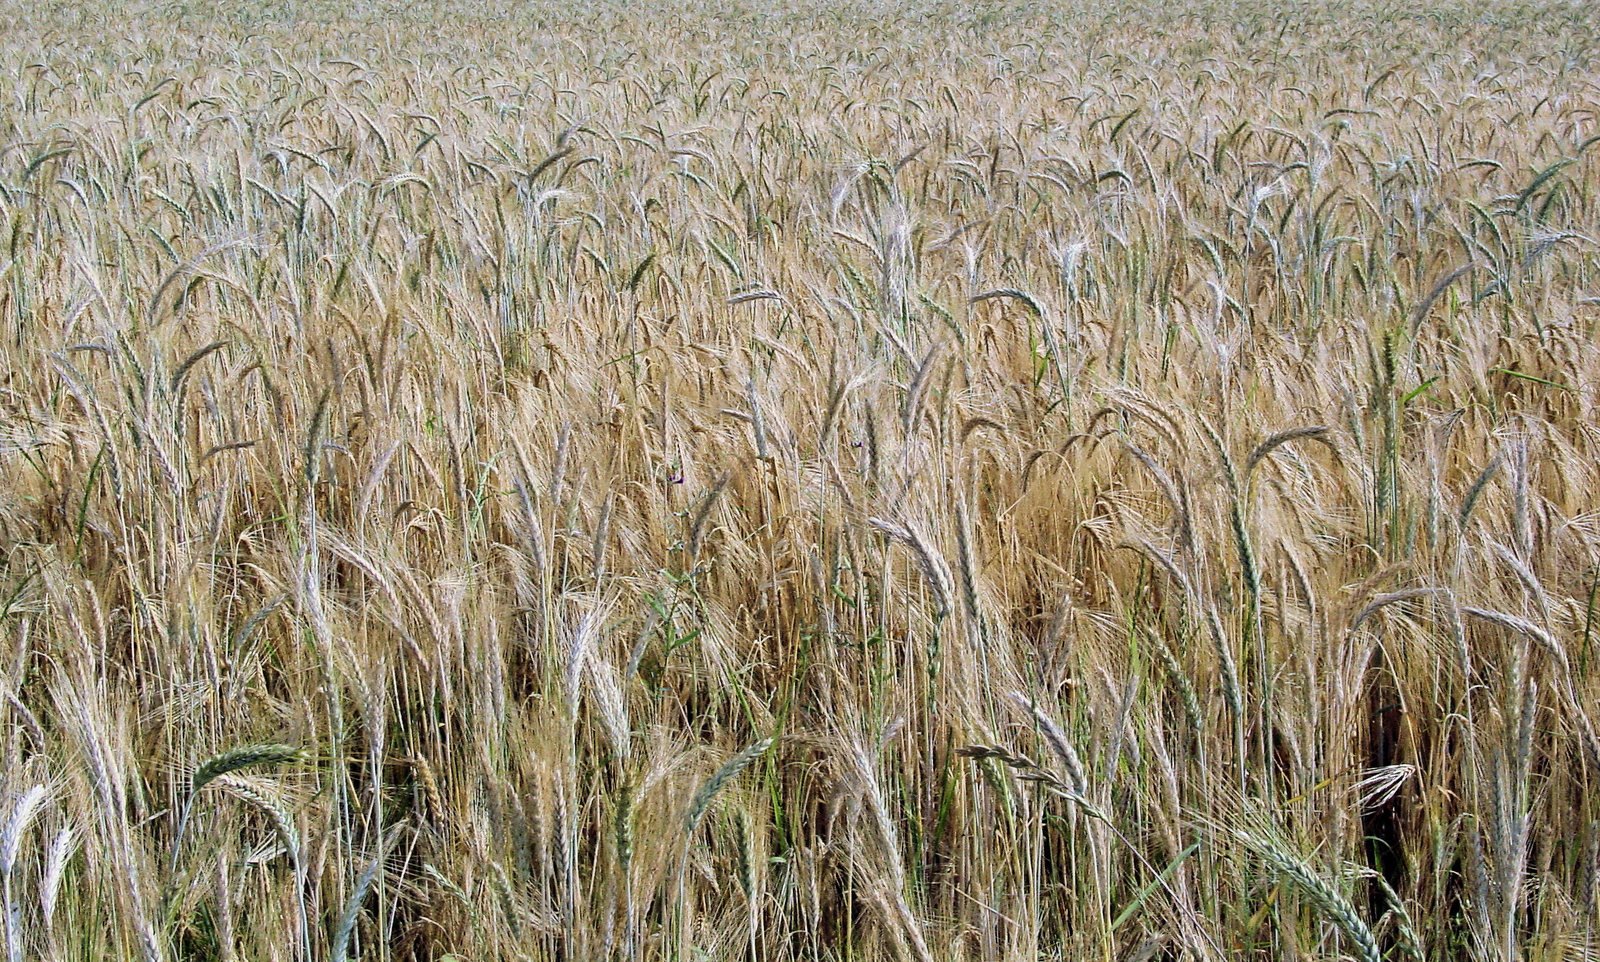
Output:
left=2, top=0, right=1599, bottom=959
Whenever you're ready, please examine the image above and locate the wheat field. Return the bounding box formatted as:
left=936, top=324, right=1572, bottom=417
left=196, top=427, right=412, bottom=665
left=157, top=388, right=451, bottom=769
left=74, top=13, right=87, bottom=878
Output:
left=1, top=0, right=1599, bottom=959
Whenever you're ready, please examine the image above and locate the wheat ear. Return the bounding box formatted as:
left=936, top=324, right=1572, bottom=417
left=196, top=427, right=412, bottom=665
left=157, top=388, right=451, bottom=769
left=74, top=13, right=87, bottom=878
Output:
left=170, top=744, right=303, bottom=877
left=686, top=737, right=773, bottom=836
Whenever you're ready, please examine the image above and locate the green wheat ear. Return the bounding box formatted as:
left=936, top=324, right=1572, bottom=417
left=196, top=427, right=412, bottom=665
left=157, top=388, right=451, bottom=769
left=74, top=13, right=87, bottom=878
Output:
left=1231, top=827, right=1382, bottom=962
left=332, top=848, right=386, bottom=962
left=686, top=737, right=773, bottom=836
left=170, top=744, right=305, bottom=877
left=191, top=744, right=304, bottom=793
